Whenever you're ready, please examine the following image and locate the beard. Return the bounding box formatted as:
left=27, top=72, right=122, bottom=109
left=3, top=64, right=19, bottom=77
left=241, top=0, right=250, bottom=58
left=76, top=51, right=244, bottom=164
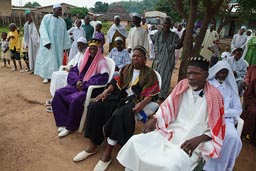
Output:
left=189, top=85, right=199, bottom=91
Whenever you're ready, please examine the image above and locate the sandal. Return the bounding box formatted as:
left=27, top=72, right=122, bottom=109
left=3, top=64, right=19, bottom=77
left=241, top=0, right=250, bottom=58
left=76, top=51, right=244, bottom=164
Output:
left=46, top=107, right=53, bottom=113
left=45, top=99, right=52, bottom=106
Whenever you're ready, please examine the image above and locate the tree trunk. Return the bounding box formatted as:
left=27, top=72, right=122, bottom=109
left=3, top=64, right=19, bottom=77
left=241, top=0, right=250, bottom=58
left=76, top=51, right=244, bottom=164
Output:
left=177, top=0, right=225, bottom=81
left=178, top=0, right=198, bottom=81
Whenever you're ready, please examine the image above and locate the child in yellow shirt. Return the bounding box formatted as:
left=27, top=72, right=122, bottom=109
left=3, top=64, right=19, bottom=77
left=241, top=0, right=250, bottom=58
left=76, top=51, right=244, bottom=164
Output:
left=7, top=23, right=23, bottom=71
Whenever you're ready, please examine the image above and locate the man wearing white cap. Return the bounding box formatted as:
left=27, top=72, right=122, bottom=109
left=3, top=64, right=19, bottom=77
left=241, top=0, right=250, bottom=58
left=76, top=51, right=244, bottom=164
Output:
left=107, top=15, right=127, bottom=52
left=108, top=37, right=131, bottom=71
left=200, top=24, right=219, bottom=61
left=231, top=26, right=247, bottom=52
left=34, top=3, right=71, bottom=83
left=242, top=29, right=253, bottom=58
left=127, top=13, right=149, bottom=53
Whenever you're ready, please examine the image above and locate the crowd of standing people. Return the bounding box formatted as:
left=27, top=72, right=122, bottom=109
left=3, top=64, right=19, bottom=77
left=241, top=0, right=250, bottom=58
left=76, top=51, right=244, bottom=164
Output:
left=1, top=2, right=256, bottom=171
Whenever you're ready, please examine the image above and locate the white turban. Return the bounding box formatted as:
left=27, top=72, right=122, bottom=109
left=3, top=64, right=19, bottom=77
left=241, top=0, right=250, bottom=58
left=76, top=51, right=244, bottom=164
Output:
left=77, top=37, right=87, bottom=44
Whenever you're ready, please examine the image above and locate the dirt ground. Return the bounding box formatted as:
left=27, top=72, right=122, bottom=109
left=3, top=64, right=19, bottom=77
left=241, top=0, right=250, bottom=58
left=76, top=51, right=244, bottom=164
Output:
left=0, top=60, right=256, bottom=171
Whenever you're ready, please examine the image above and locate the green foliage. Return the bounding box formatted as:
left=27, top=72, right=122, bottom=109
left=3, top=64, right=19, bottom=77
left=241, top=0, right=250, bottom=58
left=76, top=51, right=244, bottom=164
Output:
left=237, top=0, right=256, bottom=16
left=118, top=0, right=156, bottom=14
left=154, top=0, right=182, bottom=22
left=101, top=22, right=111, bottom=35
left=70, top=7, right=88, bottom=18
left=0, top=27, right=9, bottom=34
left=23, top=1, right=41, bottom=8
left=92, top=1, right=109, bottom=13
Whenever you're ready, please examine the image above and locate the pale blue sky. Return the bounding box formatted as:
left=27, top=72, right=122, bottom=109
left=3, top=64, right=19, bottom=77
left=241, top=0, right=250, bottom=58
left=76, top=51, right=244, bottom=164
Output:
left=11, top=0, right=128, bottom=8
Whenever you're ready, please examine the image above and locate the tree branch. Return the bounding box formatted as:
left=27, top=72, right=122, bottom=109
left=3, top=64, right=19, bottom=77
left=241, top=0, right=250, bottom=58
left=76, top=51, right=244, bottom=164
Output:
left=169, top=0, right=188, bottom=20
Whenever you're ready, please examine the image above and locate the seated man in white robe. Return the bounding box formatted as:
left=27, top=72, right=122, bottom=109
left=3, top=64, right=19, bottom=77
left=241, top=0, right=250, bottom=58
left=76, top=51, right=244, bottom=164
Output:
left=50, top=37, right=87, bottom=97
left=204, top=61, right=242, bottom=171
left=45, top=37, right=87, bottom=111
left=117, top=56, right=226, bottom=171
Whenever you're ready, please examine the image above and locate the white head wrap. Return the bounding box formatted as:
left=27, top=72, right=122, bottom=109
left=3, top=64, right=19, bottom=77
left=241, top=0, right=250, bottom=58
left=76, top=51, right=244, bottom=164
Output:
left=208, top=61, right=238, bottom=95
left=114, top=37, right=123, bottom=42
left=77, top=37, right=87, bottom=44
left=53, top=3, right=62, bottom=9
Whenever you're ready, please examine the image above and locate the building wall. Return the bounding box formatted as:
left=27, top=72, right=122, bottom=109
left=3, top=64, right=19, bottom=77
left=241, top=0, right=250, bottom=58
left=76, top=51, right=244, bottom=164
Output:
left=0, top=0, right=12, bottom=16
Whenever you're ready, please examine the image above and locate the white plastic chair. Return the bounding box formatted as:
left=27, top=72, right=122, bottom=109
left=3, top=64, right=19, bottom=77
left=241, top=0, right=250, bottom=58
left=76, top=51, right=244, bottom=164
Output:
left=236, top=116, right=244, bottom=137
left=78, top=57, right=115, bottom=132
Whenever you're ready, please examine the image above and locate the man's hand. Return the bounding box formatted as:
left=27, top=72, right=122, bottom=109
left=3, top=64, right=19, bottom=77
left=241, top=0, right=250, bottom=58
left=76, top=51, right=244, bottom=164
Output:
left=76, top=81, right=83, bottom=91
left=143, top=117, right=157, bottom=133
left=45, top=43, right=51, bottom=50
left=94, top=89, right=109, bottom=102
left=180, top=134, right=211, bottom=157
left=132, top=102, right=144, bottom=114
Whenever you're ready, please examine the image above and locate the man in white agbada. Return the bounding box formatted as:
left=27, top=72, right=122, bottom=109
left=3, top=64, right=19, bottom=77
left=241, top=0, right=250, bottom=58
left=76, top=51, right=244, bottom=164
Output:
left=107, top=15, right=127, bottom=52
left=67, top=19, right=85, bottom=61
left=204, top=61, right=242, bottom=171
left=231, top=26, right=247, bottom=52
left=24, top=11, right=40, bottom=72
left=148, top=25, right=158, bottom=60
left=200, top=24, right=219, bottom=61
left=50, top=37, right=87, bottom=97
left=227, top=48, right=248, bottom=96
left=117, top=57, right=226, bottom=171
left=34, top=3, right=71, bottom=83
left=127, top=13, right=149, bottom=53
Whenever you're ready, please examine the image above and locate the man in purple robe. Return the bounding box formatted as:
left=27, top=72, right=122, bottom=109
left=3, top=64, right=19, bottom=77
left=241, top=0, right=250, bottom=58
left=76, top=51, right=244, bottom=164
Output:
left=52, top=39, right=110, bottom=138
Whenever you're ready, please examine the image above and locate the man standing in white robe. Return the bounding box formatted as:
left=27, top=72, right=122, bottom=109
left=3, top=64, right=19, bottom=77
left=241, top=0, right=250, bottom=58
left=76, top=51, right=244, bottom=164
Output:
left=200, top=24, right=219, bottom=61
left=107, top=15, right=127, bottom=52
left=231, top=26, right=247, bottom=52
left=24, top=11, right=40, bottom=73
left=67, top=19, right=85, bottom=61
left=117, top=57, right=226, bottom=171
left=34, top=3, right=71, bottom=84
left=204, top=61, right=242, bottom=171
left=127, top=13, right=149, bottom=54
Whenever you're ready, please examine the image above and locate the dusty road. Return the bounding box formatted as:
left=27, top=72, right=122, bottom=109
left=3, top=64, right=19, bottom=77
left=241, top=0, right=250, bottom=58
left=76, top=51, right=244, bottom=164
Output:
left=0, top=63, right=255, bottom=171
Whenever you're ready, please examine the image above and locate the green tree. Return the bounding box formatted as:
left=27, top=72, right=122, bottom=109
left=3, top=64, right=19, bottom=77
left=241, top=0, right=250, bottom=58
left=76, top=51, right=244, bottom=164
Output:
left=70, top=7, right=88, bottom=18
left=154, top=0, right=182, bottom=22
left=92, top=1, right=109, bottom=13
left=23, top=2, right=33, bottom=8
left=23, top=1, right=41, bottom=8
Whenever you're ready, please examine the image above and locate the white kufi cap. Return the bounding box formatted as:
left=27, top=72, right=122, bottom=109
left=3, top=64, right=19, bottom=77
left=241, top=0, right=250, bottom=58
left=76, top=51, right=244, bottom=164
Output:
left=114, top=37, right=123, bottom=42
left=53, top=3, right=62, bottom=9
